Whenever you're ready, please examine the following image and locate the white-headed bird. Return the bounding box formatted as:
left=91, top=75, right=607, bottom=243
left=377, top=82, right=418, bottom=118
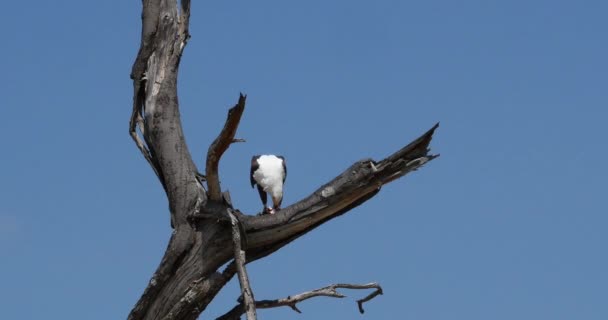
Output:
left=250, top=155, right=286, bottom=214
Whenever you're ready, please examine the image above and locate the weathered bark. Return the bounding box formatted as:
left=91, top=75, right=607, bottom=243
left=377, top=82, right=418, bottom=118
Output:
left=206, top=94, right=246, bottom=202
left=127, top=1, right=439, bottom=320
left=216, top=283, right=383, bottom=320
left=227, top=209, right=257, bottom=320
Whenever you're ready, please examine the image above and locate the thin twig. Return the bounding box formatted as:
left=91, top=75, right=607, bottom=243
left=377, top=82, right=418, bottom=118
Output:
left=356, top=285, right=383, bottom=314
left=206, top=94, right=246, bottom=201
left=216, top=282, right=383, bottom=320
left=227, top=209, right=257, bottom=320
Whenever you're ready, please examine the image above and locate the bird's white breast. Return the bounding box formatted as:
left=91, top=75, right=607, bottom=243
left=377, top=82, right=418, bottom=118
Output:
left=253, top=155, right=285, bottom=198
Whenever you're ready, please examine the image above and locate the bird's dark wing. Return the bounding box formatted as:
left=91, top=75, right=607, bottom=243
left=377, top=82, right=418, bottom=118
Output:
left=277, top=155, right=287, bottom=183
left=256, top=185, right=267, bottom=206
left=250, top=155, right=260, bottom=188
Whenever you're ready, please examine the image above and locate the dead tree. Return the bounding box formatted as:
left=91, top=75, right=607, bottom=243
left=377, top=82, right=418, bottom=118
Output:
left=127, top=1, right=439, bottom=319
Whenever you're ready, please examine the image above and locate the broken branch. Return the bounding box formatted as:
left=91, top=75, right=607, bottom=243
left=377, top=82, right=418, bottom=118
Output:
left=206, top=94, right=247, bottom=201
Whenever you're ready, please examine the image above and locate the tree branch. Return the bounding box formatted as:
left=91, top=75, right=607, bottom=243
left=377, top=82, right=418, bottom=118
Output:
left=240, top=123, right=440, bottom=257
left=216, top=283, right=383, bottom=320
left=206, top=94, right=247, bottom=201
left=228, top=209, right=257, bottom=320
left=355, top=283, right=383, bottom=314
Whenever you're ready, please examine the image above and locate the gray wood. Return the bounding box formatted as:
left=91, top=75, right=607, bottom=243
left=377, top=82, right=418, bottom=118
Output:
left=217, top=283, right=383, bottom=319
left=127, top=1, right=439, bottom=319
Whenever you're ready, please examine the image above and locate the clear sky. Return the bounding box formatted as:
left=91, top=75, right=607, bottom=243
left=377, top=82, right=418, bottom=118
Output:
left=1, top=1, right=606, bottom=319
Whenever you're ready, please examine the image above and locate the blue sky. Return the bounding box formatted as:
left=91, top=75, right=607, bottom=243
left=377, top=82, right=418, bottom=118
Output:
left=1, top=1, right=607, bottom=319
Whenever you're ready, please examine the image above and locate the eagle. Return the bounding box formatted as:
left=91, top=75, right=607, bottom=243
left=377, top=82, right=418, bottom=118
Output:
left=250, top=155, right=286, bottom=214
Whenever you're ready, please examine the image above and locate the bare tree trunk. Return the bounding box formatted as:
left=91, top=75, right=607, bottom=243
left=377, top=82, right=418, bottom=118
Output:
left=127, top=1, right=439, bottom=320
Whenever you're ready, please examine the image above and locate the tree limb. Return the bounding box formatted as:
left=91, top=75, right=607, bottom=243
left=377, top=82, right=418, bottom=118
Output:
left=206, top=94, right=247, bottom=201
left=216, top=283, right=383, bottom=320
left=355, top=283, right=383, bottom=314
left=228, top=208, right=257, bottom=320
left=240, top=123, right=440, bottom=257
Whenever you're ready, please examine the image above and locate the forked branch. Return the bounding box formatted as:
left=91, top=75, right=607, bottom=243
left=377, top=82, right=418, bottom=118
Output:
left=204, top=96, right=256, bottom=319
left=206, top=94, right=247, bottom=201
left=216, top=283, right=383, bottom=320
